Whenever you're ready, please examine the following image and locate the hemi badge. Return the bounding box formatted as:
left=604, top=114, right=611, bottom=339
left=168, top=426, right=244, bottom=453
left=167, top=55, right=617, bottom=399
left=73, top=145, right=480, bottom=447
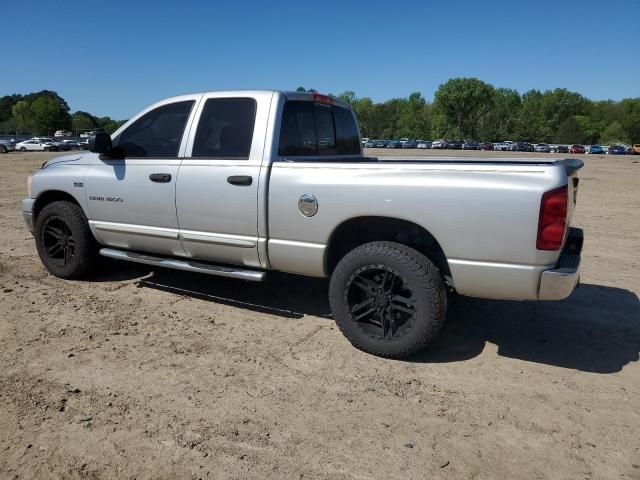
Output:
left=74, top=182, right=83, bottom=188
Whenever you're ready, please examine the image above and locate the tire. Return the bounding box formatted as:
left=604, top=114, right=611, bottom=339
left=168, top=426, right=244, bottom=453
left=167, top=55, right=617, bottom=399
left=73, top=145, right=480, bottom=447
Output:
left=20, top=147, right=26, bottom=152
left=329, top=241, right=447, bottom=358
left=34, top=201, right=99, bottom=279
left=0, top=145, right=6, bottom=153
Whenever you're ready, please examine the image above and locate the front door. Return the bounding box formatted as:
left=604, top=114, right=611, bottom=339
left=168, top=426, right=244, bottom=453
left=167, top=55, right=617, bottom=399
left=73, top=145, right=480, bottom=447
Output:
left=175, top=93, right=272, bottom=268
left=85, top=97, right=198, bottom=257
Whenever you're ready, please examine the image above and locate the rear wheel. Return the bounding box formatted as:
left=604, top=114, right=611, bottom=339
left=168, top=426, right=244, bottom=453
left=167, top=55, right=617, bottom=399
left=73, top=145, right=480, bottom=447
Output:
left=329, top=241, right=447, bottom=358
left=0, top=145, right=6, bottom=153
left=20, top=147, right=26, bottom=152
left=34, top=201, right=99, bottom=279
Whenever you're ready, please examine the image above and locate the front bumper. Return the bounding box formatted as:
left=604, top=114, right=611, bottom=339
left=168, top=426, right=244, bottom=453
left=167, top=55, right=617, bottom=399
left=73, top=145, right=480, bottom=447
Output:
left=538, top=227, right=583, bottom=300
left=22, top=197, right=36, bottom=234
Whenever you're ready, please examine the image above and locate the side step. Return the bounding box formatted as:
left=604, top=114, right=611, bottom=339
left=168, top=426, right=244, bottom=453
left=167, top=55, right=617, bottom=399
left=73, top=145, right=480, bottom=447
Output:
left=99, top=248, right=265, bottom=282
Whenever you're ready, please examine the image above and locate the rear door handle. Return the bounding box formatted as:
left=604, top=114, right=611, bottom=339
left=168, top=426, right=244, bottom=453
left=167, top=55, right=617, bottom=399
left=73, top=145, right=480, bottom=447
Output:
left=227, top=175, right=252, bottom=186
left=149, top=173, right=172, bottom=183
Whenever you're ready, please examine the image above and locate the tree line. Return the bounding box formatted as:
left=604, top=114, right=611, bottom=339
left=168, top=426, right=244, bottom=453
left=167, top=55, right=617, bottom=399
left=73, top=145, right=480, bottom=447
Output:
left=0, top=91, right=126, bottom=136
left=2, top=80, right=638, bottom=144
left=301, top=78, right=639, bottom=144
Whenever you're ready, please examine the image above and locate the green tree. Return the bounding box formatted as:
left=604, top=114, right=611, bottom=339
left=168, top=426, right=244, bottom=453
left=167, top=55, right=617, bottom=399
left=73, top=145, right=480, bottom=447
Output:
left=601, top=121, right=627, bottom=144
left=396, top=92, right=429, bottom=138
left=484, top=88, right=521, bottom=140
left=618, top=98, right=640, bottom=143
left=72, top=111, right=98, bottom=133
left=30, top=95, right=71, bottom=135
left=11, top=101, right=34, bottom=134
left=433, top=78, right=495, bottom=139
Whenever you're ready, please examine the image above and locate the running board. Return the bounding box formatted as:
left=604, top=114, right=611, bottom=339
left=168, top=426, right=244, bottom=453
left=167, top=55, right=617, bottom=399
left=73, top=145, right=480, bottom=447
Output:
left=99, top=248, right=265, bottom=281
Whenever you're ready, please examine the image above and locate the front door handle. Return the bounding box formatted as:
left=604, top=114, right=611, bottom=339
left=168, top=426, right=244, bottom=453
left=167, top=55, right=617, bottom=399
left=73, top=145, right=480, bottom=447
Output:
left=227, top=175, right=253, bottom=186
left=149, top=173, right=172, bottom=183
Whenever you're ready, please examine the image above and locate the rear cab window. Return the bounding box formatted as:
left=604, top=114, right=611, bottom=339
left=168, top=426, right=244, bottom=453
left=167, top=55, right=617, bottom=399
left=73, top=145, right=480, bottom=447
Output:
left=278, top=99, right=361, bottom=158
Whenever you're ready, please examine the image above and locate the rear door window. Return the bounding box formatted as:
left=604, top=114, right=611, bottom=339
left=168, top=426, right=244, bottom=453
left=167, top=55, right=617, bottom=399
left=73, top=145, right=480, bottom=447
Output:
left=192, top=98, right=257, bottom=159
left=278, top=101, right=360, bottom=157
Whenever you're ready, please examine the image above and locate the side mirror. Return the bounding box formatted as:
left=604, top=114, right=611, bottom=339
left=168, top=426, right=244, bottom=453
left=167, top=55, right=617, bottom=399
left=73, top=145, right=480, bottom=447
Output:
left=89, top=133, right=112, bottom=154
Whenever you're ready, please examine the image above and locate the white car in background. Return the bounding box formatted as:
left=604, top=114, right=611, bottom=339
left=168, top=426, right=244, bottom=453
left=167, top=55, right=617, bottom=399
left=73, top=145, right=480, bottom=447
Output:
left=15, top=139, right=57, bottom=152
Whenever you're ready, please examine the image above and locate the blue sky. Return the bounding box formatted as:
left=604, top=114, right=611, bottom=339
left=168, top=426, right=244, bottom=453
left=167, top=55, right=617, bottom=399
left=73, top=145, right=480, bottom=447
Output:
left=2, top=0, right=638, bottom=119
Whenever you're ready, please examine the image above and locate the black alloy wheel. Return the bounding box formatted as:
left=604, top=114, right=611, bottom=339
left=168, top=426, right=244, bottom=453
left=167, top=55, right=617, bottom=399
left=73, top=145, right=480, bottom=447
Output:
left=345, top=265, right=417, bottom=339
left=41, top=216, right=76, bottom=267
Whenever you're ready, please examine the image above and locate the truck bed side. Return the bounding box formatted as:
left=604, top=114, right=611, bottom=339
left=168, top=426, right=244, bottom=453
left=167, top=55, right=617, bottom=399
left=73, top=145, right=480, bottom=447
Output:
left=266, top=159, right=574, bottom=300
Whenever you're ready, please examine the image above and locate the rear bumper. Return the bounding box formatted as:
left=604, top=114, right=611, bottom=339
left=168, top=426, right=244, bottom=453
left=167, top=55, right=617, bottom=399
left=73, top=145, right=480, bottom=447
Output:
left=538, top=227, right=583, bottom=300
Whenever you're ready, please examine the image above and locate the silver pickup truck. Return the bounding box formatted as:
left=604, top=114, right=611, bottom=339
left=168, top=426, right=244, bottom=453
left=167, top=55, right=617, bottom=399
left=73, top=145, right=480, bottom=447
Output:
left=22, top=90, right=584, bottom=358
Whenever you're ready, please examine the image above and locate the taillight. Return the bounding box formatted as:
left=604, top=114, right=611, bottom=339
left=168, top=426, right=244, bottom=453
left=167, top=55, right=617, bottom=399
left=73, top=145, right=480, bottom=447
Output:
left=537, top=185, right=568, bottom=250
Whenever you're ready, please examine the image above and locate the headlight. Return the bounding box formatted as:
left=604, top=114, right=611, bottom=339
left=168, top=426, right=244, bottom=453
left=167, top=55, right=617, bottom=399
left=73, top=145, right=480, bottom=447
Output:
left=27, top=174, right=33, bottom=197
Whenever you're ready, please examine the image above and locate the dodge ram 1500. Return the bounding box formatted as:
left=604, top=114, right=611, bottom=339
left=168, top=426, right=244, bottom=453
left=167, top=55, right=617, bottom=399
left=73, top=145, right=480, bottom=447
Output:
left=23, top=90, right=584, bottom=357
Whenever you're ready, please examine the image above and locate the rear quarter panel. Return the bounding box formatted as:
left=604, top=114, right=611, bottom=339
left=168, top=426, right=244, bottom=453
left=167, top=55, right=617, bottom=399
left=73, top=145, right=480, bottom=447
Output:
left=267, top=160, right=569, bottom=299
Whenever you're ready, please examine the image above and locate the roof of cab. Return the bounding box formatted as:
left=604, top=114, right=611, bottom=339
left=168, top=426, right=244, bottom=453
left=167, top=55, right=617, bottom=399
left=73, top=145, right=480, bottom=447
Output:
left=158, top=90, right=351, bottom=110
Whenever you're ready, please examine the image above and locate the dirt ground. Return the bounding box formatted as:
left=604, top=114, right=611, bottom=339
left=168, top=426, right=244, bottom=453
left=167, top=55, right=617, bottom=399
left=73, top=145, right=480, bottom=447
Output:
left=1, top=150, right=639, bottom=480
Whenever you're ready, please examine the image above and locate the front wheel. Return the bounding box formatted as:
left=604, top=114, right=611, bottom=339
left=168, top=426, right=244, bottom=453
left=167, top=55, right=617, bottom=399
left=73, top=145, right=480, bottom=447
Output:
left=0, top=145, right=6, bottom=153
left=329, top=241, right=447, bottom=358
left=34, top=201, right=99, bottom=279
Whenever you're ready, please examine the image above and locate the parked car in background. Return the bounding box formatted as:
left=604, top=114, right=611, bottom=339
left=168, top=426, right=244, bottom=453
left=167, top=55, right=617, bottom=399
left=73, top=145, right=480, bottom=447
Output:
left=386, top=140, right=401, bottom=149
left=373, top=139, right=387, bottom=148
left=15, top=139, right=50, bottom=152
left=53, top=139, right=76, bottom=151
left=534, top=143, right=551, bottom=153
left=480, top=142, right=493, bottom=150
left=62, top=139, right=83, bottom=150
left=513, top=142, right=533, bottom=152
left=586, top=145, right=605, bottom=154
left=364, top=139, right=376, bottom=148
left=495, top=141, right=513, bottom=151
left=0, top=139, right=16, bottom=153
left=462, top=141, right=480, bottom=150
left=633, top=144, right=640, bottom=155
left=550, top=145, right=569, bottom=153
left=361, top=137, right=370, bottom=146
left=401, top=140, right=417, bottom=149
left=416, top=140, right=432, bottom=149
left=608, top=145, right=626, bottom=155
left=431, top=139, right=446, bottom=149
left=569, top=144, right=586, bottom=154
left=54, top=130, right=73, bottom=137
left=448, top=140, right=463, bottom=150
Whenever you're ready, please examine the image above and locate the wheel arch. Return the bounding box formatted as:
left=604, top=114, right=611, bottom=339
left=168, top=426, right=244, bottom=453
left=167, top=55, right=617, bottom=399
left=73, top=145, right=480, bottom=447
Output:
left=32, top=190, right=85, bottom=224
left=324, top=216, right=451, bottom=281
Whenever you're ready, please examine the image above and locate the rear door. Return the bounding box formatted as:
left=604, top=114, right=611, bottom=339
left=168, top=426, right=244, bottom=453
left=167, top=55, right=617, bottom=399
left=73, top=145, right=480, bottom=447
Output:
left=175, top=91, right=273, bottom=268
left=85, top=96, right=199, bottom=256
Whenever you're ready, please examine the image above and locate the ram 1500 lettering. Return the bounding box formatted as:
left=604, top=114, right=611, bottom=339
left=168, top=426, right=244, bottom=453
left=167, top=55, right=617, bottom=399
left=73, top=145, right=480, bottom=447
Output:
left=23, top=90, right=584, bottom=358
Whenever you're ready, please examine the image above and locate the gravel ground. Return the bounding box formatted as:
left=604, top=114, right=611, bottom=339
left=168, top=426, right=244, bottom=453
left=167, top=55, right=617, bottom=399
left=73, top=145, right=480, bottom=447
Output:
left=1, top=150, right=639, bottom=480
